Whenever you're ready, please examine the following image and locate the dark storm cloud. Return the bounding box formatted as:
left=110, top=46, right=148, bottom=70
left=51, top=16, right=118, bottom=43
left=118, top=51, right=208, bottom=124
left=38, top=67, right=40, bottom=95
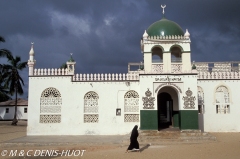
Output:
left=0, top=1, right=54, bottom=38
left=0, top=0, right=240, bottom=99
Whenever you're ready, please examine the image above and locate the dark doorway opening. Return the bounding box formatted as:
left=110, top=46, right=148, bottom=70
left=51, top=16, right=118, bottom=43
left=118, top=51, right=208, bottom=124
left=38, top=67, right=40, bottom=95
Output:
left=157, top=92, right=173, bottom=130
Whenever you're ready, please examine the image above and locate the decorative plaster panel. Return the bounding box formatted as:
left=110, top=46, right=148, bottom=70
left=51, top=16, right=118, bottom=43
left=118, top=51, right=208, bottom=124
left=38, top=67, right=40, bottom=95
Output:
left=142, top=89, right=155, bottom=109
left=40, top=115, right=61, bottom=123
left=124, top=114, right=139, bottom=122
left=84, top=114, right=99, bottom=123
left=183, top=88, right=196, bottom=109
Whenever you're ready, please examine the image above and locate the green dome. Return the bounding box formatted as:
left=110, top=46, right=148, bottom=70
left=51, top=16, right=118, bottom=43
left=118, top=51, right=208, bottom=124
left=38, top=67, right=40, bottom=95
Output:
left=147, top=17, right=184, bottom=36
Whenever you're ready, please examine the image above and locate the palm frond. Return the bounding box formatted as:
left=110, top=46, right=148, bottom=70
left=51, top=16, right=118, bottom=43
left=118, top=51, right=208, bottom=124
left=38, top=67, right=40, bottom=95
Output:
left=18, top=75, right=25, bottom=86
left=0, top=85, right=10, bottom=94
left=0, top=49, right=12, bottom=59
left=0, top=93, right=11, bottom=102
left=17, top=62, right=28, bottom=70
left=0, top=36, right=5, bottom=42
left=17, top=81, right=24, bottom=95
left=15, top=56, right=21, bottom=64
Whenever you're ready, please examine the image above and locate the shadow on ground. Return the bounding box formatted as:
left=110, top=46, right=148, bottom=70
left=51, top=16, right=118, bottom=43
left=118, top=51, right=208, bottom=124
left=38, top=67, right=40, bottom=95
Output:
left=140, top=144, right=150, bottom=152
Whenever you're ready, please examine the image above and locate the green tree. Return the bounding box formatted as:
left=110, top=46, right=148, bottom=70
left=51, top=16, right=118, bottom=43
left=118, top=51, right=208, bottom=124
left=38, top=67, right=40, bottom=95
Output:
left=0, top=36, right=12, bottom=102
left=60, top=63, right=67, bottom=69
left=0, top=36, right=5, bottom=42
left=3, top=54, right=27, bottom=125
left=0, top=36, right=12, bottom=58
left=0, top=68, right=11, bottom=102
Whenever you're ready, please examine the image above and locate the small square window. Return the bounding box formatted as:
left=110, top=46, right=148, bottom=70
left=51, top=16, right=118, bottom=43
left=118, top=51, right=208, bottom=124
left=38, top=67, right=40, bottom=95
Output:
left=116, top=108, right=121, bottom=116
left=198, top=105, right=204, bottom=114
left=6, top=108, right=9, bottom=113
left=24, top=108, right=27, bottom=113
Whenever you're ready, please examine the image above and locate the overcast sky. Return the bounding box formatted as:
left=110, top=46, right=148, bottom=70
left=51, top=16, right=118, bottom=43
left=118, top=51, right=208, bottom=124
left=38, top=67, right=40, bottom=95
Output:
left=0, top=0, right=240, bottom=99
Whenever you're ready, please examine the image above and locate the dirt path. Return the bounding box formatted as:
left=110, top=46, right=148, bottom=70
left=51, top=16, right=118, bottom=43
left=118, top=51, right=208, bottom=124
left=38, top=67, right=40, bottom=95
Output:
left=0, top=121, right=240, bottom=159
left=79, top=133, right=240, bottom=159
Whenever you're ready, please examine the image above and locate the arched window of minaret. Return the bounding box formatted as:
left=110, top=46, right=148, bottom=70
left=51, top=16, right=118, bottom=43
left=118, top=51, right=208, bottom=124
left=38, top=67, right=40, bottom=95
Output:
left=84, top=91, right=99, bottom=123
left=152, top=46, right=163, bottom=63
left=215, top=86, right=230, bottom=114
left=197, top=86, right=204, bottom=114
left=124, top=90, right=139, bottom=122
left=40, top=87, right=62, bottom=123
left=170, top=46, right=182, bottom=63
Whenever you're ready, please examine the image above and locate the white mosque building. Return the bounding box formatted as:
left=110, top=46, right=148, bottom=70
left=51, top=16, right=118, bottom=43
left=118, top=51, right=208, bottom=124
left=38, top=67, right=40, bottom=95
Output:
left=27, top=8, right=240, bottom=135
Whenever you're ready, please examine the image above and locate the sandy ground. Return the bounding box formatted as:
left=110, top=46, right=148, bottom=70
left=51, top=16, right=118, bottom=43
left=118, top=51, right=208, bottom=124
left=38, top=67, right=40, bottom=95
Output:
left=0, top=121, right=240, bottom=159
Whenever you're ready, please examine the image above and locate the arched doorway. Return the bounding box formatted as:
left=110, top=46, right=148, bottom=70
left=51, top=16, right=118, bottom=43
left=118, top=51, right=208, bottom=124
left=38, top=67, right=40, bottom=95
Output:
left=157, top=93, right=173, bottom=129
left=157, top=86, right=179, bottom=130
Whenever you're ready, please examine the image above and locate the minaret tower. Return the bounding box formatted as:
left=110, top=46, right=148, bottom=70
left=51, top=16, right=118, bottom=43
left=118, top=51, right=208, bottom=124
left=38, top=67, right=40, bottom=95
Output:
left=66, top=53, right=76, bottom=75
left=27, top=42, right=36, bottom=76
left=141, top=5, right=191, bottom=73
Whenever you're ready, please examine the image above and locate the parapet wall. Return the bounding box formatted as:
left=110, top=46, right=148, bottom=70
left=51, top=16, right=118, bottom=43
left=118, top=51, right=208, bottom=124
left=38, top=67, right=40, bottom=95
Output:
left=198, top=72, right=240, bottom=79
left=32, top=68, right=139, bottom=81
left=73, top=73, right=139, bottom=81
left=34, top=68, right=69, bottom=76
left=33, top=62, right=240, bottom=81
left=147, top=35, right=187, bottom=40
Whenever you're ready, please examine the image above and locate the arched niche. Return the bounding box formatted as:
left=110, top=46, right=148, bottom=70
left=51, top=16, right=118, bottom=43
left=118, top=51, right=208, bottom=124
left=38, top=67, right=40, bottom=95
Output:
left=151, top=46, right=164, bottom=63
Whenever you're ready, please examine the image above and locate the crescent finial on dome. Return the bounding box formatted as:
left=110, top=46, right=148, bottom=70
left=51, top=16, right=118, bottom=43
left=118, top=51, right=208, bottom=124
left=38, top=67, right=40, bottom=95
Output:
left=161, top=4, right=166, bottom=15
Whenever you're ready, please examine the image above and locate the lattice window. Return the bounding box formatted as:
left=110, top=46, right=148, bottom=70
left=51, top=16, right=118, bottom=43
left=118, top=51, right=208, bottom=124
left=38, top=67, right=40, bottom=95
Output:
left=84, top=91, right=99, bottom=113
left=84, top=91, right=99, bottom=123
left=84, top=114, right=99, bottom=123
left=40, top=106, right=61, bottom=113
left=212, top=63, right=231, bottom=72
left=40, top=87, right=62, bottom=123
left=215, top=86, right=230, bottom=114
left=198, top=86, right=204, bottom=114
left=40, top=115, right=61, bottom=123
left=195, top=63, right=209, bottom=72
left=41, top=87, right=61, bottom=97
left=171, top=64, right=182, bottom=73
left=40, top=98, right=62, bottom=106
left=124, top=91, right=139, bottom=122
left=124, top=114, right=139, bottom=122
left=124, top=90, right=139, bottom=112
left=152, top=64, right=163, bottom=73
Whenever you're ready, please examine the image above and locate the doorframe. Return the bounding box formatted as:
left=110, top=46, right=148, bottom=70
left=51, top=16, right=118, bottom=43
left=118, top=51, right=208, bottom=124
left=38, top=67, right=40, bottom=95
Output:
left=157, top=86, right=180, bottom=130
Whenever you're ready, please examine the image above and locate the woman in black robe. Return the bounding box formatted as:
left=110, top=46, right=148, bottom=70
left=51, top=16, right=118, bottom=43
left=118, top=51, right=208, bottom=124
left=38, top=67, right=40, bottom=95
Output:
left=126, top=125, right=140, bottom=152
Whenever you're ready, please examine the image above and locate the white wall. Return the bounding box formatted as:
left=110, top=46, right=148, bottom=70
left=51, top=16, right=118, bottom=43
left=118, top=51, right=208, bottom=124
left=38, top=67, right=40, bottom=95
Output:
left=0, top=106, right=28, bottom=120
left=198, top=80, right=240, bottom=132
left=28, top=75, right=240, bottom=135
left=140, top=74, right=198, bottom=111
left=143, top=42, right=191, bottom=73
left=28, top=76, right=140, bottom=135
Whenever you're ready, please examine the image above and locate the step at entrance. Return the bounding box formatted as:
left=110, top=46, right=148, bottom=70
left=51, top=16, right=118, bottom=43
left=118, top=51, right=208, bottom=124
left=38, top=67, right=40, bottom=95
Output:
left=135, top=130, right=216, bottom=144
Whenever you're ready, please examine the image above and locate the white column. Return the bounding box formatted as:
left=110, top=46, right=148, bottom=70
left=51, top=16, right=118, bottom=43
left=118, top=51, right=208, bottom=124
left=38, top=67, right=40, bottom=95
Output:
left=163, top=52, right=171, bottom=73
left=27, top=43, right=36, bottom=76
left=182, top=52, right=191, bottom=72
left=143, top=52, right=152, bottom=73
left=66, top=61, right=76, bottom=75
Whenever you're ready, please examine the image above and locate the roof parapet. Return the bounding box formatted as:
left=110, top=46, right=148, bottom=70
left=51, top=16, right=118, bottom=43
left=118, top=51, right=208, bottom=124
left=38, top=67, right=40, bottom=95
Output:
left=147, top=35, right=187, bottom=40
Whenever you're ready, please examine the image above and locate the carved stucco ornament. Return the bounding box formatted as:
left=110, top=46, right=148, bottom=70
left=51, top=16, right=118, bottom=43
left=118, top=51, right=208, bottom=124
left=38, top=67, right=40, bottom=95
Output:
left=183, top=88, right=196, bottom=109
left=142, top=88, right=155, bottom=109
